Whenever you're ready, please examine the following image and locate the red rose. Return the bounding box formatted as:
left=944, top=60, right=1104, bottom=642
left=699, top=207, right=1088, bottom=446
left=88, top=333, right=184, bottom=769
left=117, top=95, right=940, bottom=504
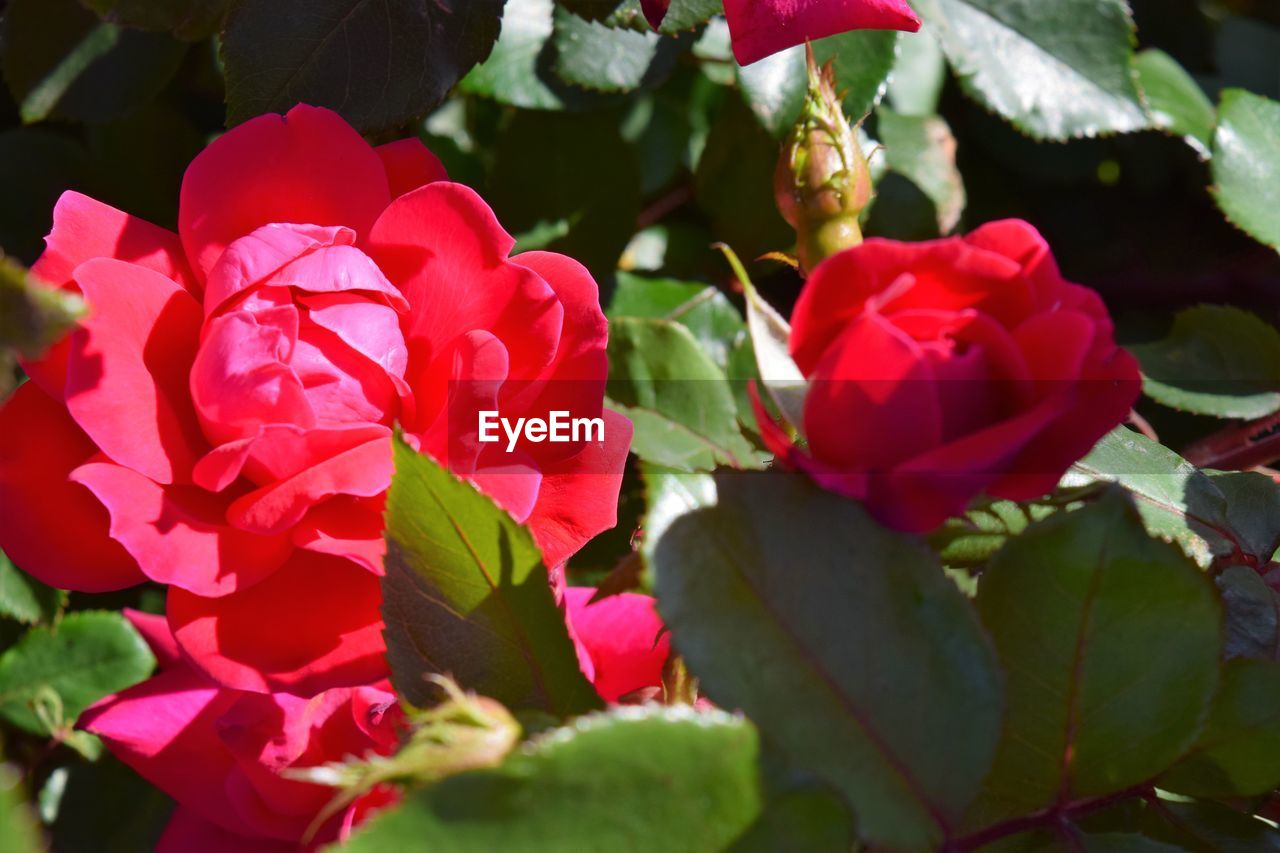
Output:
left=641, top=0, right=921, bottom=66
left=756, top=220, right=1141, bottom=532
left=0, top=105, right=632, bottom=693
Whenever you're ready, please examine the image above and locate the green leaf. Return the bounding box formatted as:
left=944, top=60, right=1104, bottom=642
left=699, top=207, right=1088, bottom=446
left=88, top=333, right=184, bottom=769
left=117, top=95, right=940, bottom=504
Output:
left=1217, top=565, right=1280, bottom=661
left=887, top=31, right=948, bottom=116
left=382, top=436, right=600, bottom=717
left=964, top=490, right=1221, bottom=830
left=461, top=0, right=603, bottom=110
left=739, top=274, right=807, bottom=432
left=0, top=553, right=65, bottom=626
left=1135, top=49, right=1215, bottom=157
left=608, top=273, right=747, bottom=373
left=728, top=785, right=855, bottom=852
left=0, top=611, right=155, bottom=736
left=1064, top=428, right=1280, bottom=568
left=657, top=0, right=722, bottom=34
left=737, top=30, right=899, bottom=138
left=639, top=463, right=716, bottom=569
left=552, top=8, right=683, bottom=94
left=47, top=753, right=173, bottom=853
left=876, top=107, right=966, bottom=233
left=1141, top=799, right=1280, bottom=852
left=2, top=0, right=186, bottom=125
left=1131, top=306, right=1280, bottom=419
left=339, top=706, right=762, bottom=853
left=489, top=110, right=640, bottom=279
left=0, top=764, right=40, bottom=853
left=912, top=0, right=1149, bottom=140
left=1212, top=89, right=1280, bottom=252
left=80, top=0, right=232, bottom=41
left=607, top=317, right=760, bottom=471
left=1158, top=659, right=1280, bottom=798
left=652, top=470, right=1003, bottom=850
left=929, top=500, right=1054, bottom=568
left=222, top=0, right=503, bottom=132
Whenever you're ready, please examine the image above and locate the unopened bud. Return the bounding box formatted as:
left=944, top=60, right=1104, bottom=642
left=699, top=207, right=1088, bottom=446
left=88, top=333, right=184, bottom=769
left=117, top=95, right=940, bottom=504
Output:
left=774, top=45, right=873, bottom=275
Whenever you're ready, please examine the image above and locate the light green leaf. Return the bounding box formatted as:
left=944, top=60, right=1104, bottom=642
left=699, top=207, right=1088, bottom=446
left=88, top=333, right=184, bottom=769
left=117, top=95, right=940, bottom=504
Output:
left=1135, top=49, right=1215, bottom=157
left=1212, top=89, right=1280, bottom=252
left=0, top=553, right=65, bottom=626
left=382, top=437, right=600, bottom=716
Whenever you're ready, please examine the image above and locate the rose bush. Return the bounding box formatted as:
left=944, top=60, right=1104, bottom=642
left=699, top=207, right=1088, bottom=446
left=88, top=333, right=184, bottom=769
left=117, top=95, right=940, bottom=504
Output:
left=756, top=219, right=1142, bottom=532
left=85, top=596, right=668, bottom=851
left=0, top=105, right=635, bottom=695
left=641, top=0, right=921, bottom=65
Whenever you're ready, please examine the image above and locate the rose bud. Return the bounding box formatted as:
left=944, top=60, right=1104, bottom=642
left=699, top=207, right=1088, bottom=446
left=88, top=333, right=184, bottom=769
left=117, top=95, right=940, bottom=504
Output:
left=775, top=46, right=874, bottom=275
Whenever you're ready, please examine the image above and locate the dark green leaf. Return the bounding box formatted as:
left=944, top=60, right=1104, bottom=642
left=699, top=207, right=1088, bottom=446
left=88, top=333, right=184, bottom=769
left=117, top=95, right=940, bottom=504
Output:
left=1159, top=659, right=1280, bottom=798
left=912, top=0, right=1148, bottom=140
left=1064, top=428, right=1280, bottom=568
left=728, top=785, right=855, bottom=853
left=653, top=470, right=1003, bottom=850
left=47, top=754, right=173, bottom=853
left=639, top=463, right=715, bottom=570
left=339, top=706, right=762, bottom=852
left=0, top=552, right=65, bottom=626
left=0, top=611, right=155, bottom=736
left=737, top=30, right=899, bottom=138
left=1212, top=89, right=1280, bottom=252
left=876, top=107, right=966, bottom=233
left=489, top=110, right=640, bottom=279
left=1217, top=566, right=1280, bottom=661
left=657, top=0, right=721, bottom=34
left=1135, top=49, right=1215, bottom=157
left=222, top=0, right=503, bottom=132
left=552, top=8, right=683, bottom=94
left=965, top=490, right=1221, bottom=830
left=382, top=436, right=600, bottom=717
left=1141, top=799, right=1280, bottom=852
left=607, top=317, right=760, bottom=471
left=608, top=272, right=746, bottom=372
left=79, top=0, right=232, bottom=41
left=1132, top=306, right=1280, bottom=419
left=2, top=0, right=185, bottom=125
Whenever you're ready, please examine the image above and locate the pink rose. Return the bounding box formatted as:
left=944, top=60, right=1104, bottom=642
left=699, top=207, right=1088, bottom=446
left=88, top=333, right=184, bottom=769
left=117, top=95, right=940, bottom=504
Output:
left=756, top=220, right=1141, bottom=532
left=641, top=0, right=921, bottom=65
left=0, top=105, right=632, bottom=693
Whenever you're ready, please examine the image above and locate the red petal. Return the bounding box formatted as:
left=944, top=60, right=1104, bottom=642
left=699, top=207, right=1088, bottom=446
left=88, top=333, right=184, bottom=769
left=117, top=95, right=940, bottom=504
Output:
left=0, top=382, right=142, bottom=591
left=375, top=138, right=448, bottom=200
left=157, top=809, right=295, bottom=853
left=293, top=496, right=386, bottom=575
left=525, top=409, right=633, bottom=568
left=179, top=105, right=390, bottom=280
left=565, top=588, right=669, bottom=702
left=367, top=183, right=562, bottom=390
left=71, top=461, right=293, bottom=597
left=124, top=609, right=183, bottom=669
left=168, top=552, right=387, bottom=694
left=723, top=0, right=920, bottom=66
left=66, top=258, right=207, bottom=485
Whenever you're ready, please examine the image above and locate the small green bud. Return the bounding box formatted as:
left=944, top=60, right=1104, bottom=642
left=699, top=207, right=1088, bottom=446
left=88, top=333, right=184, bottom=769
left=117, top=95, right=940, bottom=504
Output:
left=774, top=45, right=873, bottom=275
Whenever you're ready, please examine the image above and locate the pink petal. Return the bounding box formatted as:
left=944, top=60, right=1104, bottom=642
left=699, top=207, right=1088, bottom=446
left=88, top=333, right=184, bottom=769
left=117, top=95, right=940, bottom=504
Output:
left=0, top=382, right=143, bottom=592
left=525, top=409, right=633, bottom=568
left=123, top=609, right=183, bottom=669
left=724, top=0, right=921, bottom=66
left=565, top=588, right=669, bottom=702
left=375, top=138, right=448, bottom=200
left=66, top=258, right=207, bottom=485
left=71, top=461, right=294, bottom=597
left=167, top=552, right=387, bottom=694
left=179, top=105, right=390, bottom=281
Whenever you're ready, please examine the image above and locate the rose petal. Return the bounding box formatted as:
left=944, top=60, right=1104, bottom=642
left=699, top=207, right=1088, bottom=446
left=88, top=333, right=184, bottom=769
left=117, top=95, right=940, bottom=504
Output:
left=525, top=409, right=633, bottom=568
left=66, top=258, right=207, bottom=484
left=179, top=105, right=390, bottom=280
left=71, top=461, right=293, bottom=597
left=0, top=382, right=142, bottom=591
left=565, top=588, right=669, bottom=702
left=157, top=808, right=295, bottom=853
left=375, top=138, right=448, bottom=200
left=293, top=496, right=386, bottom=575
left=124, top=609, right=183, bottom=669
left=168, top=552, right=387, bottom=694
left=723, top=0, right=920, bottom=66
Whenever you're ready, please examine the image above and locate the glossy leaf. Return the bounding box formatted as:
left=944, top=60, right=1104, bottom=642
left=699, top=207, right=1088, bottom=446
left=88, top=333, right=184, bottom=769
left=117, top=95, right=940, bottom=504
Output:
left=222, top=0, right=503, bottom=132
left=0, top=553, right=65, bottom=626
left=653, top=470, right=1003, bottom=850
left=876, top=107, right=966, bottom=233
left=1212, top=89, right=1280, bottom=252
left=1132, top=305, right=1280, bottom=420
left=912, top=0, right=1149, bottom=139
left=1135, top=49, right=1215, bottom=157
left=1217, top=565, right=1280, bottom=661
left=80, top=0, right=232, bottom=41
left=965, top=490, right=1221, bottom=830
left=339, top=706, right=762, bottom=852
left=382, top=437, right=600, bottom=716
left=0, top=611, right=154, bottom=736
